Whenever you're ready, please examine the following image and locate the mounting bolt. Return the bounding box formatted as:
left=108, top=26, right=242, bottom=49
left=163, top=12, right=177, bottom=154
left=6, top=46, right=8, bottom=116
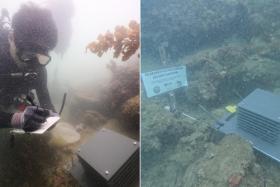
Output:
left=105, top=170, right=110, bottom=175
left=133, top=141, right=137, bottom=145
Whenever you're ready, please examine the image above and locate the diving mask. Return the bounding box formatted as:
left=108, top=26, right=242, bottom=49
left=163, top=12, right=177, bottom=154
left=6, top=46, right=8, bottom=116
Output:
left=18, top=51, right=51, bottom=66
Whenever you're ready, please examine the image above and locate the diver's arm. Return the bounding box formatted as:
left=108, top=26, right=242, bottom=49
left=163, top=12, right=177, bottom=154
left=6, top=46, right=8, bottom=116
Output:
left=36, top=68, right=56, bottom=112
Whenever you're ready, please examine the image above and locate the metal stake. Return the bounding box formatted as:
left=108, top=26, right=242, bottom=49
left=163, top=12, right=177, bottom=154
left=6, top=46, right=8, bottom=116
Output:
left=168, top=91, right=177, bottom=113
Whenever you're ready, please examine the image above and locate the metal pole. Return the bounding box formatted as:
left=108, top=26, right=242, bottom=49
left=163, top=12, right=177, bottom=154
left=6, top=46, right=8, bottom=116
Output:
left=168, top=91, right=176, bottom=113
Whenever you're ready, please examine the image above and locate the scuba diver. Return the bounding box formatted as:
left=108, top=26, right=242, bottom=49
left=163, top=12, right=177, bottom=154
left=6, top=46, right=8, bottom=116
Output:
left=0, top=3, right=58, bottom=131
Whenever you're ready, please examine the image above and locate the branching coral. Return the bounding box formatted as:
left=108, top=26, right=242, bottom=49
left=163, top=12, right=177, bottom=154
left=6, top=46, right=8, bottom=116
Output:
left=87, top=20, right=139, bottom=61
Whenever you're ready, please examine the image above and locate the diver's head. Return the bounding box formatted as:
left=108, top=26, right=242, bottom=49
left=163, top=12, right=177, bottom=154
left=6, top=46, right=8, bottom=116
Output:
left=9, top=3, right=57, bottom=69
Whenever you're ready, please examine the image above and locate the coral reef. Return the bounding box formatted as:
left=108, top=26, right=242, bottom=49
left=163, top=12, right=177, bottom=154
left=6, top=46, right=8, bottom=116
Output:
left=141, top=97, right=211, bottom=186
left=141, top=98, right=280, bottom=186
left=180, top=135, right=255, bottom=187
left=121, top=95, right=139, bottom=126
left=86, top=22, right=140, bottom=126
left=100, top=61, right=139, bottom=119
left=0, top=130, right=78, bottom=186
left=177, top=42, right=280, bottom=107
left=142, top=1, right=280, bottom=186
left=142, top=0, right=280, bottom=63
left=141, top=98, right=195, bottom=156
left=141, top=96, right=211, bottom=175
left=66, top=62, right=139, bottom=129
left=142, top=0, right=251, bottom=61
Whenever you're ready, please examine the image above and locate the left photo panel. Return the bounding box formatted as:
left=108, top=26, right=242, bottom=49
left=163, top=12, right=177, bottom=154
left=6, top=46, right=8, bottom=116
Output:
left=0, top=0, right=139, bottom=186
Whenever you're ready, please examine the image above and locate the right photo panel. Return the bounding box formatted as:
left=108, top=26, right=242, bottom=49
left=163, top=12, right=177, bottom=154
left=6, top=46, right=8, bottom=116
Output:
left=141, top=1, right=280, bottom=186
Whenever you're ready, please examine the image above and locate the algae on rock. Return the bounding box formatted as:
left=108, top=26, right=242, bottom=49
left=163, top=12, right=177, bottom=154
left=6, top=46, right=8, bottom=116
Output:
left=180, top=135, right=255, bottom=187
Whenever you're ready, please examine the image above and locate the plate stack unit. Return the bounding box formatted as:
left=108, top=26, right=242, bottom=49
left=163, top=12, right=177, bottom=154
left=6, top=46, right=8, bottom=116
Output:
left=237, top=89, right=280, bottom=144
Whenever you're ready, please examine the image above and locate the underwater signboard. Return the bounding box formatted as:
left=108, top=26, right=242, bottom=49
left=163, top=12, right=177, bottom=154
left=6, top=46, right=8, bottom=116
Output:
left=141, top=66, right=188, bottom=97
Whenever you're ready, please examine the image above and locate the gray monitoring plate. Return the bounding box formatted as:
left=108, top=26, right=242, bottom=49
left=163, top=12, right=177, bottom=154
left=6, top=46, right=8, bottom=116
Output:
left=217, top=89, right=280, bottom=162
left=71, top=128, right=139, bottom=187
left=238, top=89, right=280, bottom=124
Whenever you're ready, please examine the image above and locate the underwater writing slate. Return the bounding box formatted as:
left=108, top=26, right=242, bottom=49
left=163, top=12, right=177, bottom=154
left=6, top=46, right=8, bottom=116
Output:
left=11, top=116, right=60, bottom=134
left=141, top=66, right=188, bottom=97
left=31, top=116, right=60, bottom=134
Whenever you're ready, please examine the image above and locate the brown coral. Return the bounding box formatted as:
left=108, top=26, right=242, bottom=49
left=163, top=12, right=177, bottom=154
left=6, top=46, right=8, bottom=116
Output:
left=87, top=20, right=139, bottom=61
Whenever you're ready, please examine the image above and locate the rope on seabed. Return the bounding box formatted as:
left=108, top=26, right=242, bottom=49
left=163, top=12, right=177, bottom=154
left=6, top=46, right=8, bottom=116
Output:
left=182, top=112, right=197, bottom=120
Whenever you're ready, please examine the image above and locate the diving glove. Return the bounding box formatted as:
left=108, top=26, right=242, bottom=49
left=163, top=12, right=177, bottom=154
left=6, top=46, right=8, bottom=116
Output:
left=11, top=106, right=50, bottom=132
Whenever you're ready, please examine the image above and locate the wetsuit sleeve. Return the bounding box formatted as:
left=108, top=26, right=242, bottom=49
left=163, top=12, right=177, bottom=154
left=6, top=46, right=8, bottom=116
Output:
left=36, top=68, right=56, bottom=112
left=0, top=111, right=13, bottom=128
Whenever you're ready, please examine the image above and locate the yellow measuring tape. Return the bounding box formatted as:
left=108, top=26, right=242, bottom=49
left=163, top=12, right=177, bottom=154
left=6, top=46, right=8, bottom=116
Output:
left=225, top=105, right=237, bottom=113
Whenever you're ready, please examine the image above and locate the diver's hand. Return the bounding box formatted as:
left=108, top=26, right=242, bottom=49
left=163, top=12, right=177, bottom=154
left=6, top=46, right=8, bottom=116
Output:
left=11, top=106, right=49, bottom=132
left=47, top=110, right=59, bottom=117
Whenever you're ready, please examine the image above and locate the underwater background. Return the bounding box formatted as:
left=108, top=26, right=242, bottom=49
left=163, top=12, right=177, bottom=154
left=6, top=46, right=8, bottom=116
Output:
left=141, top=0, right=280, bottom=186
left=0, top=0, right=139, bottom=186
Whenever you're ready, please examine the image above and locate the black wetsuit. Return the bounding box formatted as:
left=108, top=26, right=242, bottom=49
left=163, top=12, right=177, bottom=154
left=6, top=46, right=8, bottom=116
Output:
left=0, top=28, right=55, bottom=126
left=0, top=111, right=12, bottom=127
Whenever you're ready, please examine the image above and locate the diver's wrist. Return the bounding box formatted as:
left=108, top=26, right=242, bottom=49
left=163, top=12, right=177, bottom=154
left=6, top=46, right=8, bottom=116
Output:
left=11, top=112, right=24, bottom=129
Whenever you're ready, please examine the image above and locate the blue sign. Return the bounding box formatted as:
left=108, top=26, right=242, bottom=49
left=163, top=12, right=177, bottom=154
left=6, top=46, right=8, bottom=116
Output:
left=141, top=66, right=188, bottom=98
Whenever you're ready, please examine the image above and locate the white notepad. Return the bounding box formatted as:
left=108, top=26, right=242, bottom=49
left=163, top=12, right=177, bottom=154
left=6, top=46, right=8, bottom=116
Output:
left=11, top=116, right=60, bottom=134
left=31, top=116, right=60, bottom=134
